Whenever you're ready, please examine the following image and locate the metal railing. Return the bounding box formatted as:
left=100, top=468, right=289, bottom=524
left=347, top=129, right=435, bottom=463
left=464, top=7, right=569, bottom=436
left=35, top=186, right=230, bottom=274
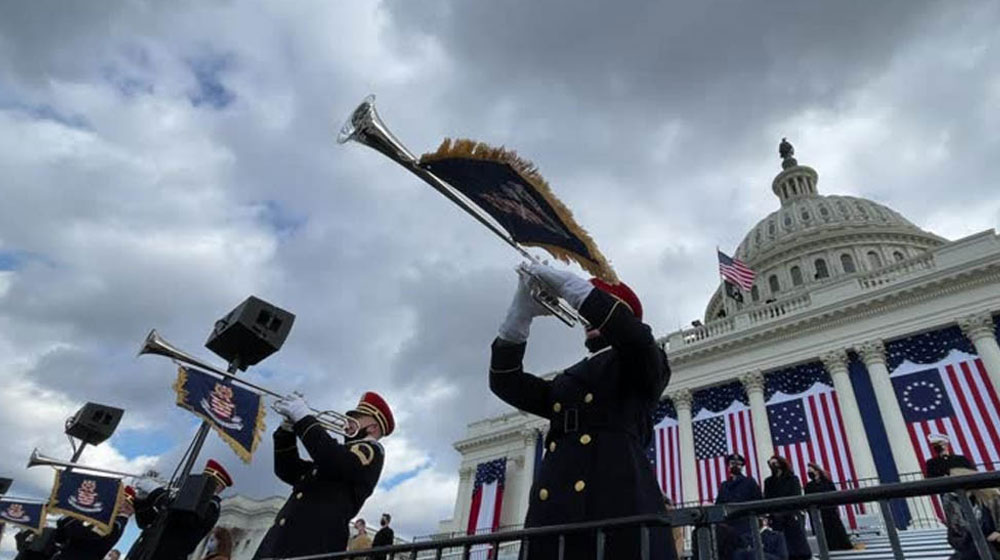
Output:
left=263, top=470, right=1000, bottom=560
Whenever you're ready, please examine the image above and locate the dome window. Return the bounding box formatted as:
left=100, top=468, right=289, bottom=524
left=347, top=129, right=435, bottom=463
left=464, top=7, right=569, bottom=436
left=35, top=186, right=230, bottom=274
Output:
left=867, top=251, right=883, bottom=269
left=819, top=205, right=830, bottom=218
left=801, top=209, right=810, bottom=221
left=814, top=258, right=829, bottom=279
left=840, top=253, right=856, bottom=273
left=893, top=250, right=906, bottom=262
left=790, top=266, right=803, bottom=286
left=768, top=221, right=776, bottom=236
left=837, top=201, right=849, bottom=216
left=768, top=274, right=781, bottom=294
left=751, top=285, right=760, bottom=302
left=783, top=214, right=792, bottom=227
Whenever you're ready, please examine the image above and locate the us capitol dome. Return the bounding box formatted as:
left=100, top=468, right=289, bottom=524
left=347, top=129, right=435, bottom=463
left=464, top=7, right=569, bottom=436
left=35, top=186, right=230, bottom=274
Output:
left=704, top=139, right=946, bottom=322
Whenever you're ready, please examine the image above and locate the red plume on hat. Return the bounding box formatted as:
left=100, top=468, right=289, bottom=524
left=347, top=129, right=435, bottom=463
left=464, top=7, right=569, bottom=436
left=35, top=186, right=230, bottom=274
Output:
left=349, top=392, right=395, bottom=437
left=589, top=278, right=643, bottom=321
left=204, top=459, right=233, bottom=489
left=123, top=486, right=136, bottom=502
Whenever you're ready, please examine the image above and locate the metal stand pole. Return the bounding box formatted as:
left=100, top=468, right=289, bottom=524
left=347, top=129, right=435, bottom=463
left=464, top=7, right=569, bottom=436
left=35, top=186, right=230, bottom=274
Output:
left=957, top=492, right=992, bottom=560
left=877, top=500, right=905, bottom=560
left=174, top=357, right=241, bottom=488
left=809, top=507, right=830, bottom=560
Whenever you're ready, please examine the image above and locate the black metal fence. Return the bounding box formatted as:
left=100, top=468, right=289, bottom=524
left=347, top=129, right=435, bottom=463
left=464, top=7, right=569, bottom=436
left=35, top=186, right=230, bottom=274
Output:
left=263, top=470, right=1000, bottom=560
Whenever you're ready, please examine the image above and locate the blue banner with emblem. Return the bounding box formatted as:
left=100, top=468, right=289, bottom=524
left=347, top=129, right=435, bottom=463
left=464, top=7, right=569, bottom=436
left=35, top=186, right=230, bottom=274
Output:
left=0, top=499, right=46, bottom=532
left=48, top=470, right=123, bottom=535
left=174, top=365, right=266, bottom=463
left=419, top=139, right=618, bottom=283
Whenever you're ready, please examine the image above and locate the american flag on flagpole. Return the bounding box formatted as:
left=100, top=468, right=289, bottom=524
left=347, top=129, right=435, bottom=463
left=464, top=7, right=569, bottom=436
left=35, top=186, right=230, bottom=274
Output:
left=467, top=458, right=506, bottom=559
left=718, top=250, right=756, bottom=291
left=648, top=400, right=682, bottom=506
left=766, top=362, right=862, bottom=528
left=692, top=382, right=759, bottom=503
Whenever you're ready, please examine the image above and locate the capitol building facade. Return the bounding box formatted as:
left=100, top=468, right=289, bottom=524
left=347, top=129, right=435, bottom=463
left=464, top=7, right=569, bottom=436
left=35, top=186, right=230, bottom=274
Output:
left=437, top=144, right=1000, bottom=538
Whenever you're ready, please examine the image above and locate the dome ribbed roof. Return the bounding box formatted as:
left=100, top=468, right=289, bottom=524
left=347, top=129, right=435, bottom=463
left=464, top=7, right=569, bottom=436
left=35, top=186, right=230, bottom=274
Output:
left=735, top=194, right=929, bottom=265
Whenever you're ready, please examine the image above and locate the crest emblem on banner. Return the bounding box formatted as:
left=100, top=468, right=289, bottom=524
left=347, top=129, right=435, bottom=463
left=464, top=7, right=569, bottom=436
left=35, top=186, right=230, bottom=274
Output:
left=2, top=502, right=28, bottom=523
left=201, top=382, right=245, bottom=430
left=67, top=479, right=103, bottom=513
left=175, top=366, right=266, bottom=463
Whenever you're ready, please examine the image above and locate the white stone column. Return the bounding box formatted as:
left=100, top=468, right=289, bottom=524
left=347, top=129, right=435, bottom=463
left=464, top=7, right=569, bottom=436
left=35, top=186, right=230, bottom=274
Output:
left=452, top=465, right=474, bottom=534
left=856, top=340, right=938, bottom=527
left=959, top=312, right=1000, bottom=393
left=510, top=429, right=539, bottom=524
left=669, top=388, right=698, bottom=505
left=740, top=370, right=773, bottom=472
left=820, top=350, right=878, bottom=482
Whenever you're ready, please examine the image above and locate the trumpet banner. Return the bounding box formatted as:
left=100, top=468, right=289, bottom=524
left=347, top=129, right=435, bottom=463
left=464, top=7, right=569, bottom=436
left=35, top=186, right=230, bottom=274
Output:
left=0, top=499, right=46, bottom=533
left=174, top=366, right=267, bottom=463
left=420, top=139, right=618, bottom=283
left=49, top=470, right=122, bottom=535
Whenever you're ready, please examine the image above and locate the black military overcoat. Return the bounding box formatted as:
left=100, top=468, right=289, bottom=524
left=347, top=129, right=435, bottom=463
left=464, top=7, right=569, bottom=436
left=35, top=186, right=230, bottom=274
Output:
left=490, top=289, right=675, bottom=560
left=252, top=415, right=384, bottom=559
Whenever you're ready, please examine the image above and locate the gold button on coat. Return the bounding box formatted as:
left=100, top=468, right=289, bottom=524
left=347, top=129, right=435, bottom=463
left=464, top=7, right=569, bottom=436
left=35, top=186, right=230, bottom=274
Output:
left=539, top=488, right=549, bottom=501
left=548, top=441, right=556, bottom=452
left=574, top=480, right=586, bottom=492
left=553, top=402, right=562, bottom=412
left=296, top=492, right=303, bottom=499
left=579, top=434, right=592, bottom=445
left=279, top=518, right=286, bottom=526
left=584, top=393, right=594, bottom=403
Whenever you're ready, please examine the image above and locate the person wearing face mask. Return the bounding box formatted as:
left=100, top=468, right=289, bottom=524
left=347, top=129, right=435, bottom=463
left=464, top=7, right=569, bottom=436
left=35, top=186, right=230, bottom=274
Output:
left=925, top=433, right=974, bottom=478
left=762, top=456, right=810, bottom=560
left=715, top=454, right=763, bottom=545
left=489, top=263, right=674, bottom=560
left=252, top=391, right=393, bottom=560
left=803, top=463, right=853, bottom=550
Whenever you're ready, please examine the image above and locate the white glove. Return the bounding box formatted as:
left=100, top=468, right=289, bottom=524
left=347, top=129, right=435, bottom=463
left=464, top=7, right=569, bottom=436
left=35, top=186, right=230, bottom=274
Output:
left=526, top=263, right=593, bottom=310
left=274, top=392, right=312, bottom=423
left=499, top=269, right=551, bottom=343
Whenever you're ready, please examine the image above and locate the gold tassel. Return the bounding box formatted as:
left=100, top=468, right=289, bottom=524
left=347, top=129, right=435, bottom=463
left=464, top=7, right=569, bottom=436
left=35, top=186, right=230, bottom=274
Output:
left=421, top=138, right=619, bottom=283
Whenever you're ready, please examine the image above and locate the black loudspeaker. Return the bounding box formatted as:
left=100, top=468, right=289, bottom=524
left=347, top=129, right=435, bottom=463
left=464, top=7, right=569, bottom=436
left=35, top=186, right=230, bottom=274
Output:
left=205, top=295, right=295, bottom=370
left=64, top=402, right=124, bottom=445
left=170, top=474, right=216, bottom=517
left=0, top=477, right=11, bottom=495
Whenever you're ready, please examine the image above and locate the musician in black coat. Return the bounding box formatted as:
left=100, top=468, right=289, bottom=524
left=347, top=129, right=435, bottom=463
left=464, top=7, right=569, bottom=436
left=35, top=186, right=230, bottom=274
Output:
left=252, top=391, right=394, bottom=559
left=53, top=486, right=133, bottom=560
left=125, top=460, right=230, bottom=560
left=14, top=528, right=58, bottom=560
left=489, top=263, right=674, bottom=560
left=803, top=463, right=853, bottom=550
left=715, top=454, right=763, bottom=544
left=762, top=456, right=811, bottom=560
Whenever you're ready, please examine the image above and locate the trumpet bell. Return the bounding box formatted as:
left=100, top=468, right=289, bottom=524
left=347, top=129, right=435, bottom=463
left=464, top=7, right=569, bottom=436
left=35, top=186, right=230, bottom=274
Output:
left=336, top=94, right=417, bottom=164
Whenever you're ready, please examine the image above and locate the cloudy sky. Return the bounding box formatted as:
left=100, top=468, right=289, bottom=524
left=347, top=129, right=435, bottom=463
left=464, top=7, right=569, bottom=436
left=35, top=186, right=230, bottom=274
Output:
left=1, top=0, right=999, bottom=554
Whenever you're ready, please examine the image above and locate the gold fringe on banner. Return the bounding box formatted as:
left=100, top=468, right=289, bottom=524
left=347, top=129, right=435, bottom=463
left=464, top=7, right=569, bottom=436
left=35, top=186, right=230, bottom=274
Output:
left=420, top=138, right=619, bottom=284
left=173, top=366, right=267, bottom=464
left=48, top=471, right=122, bottom=536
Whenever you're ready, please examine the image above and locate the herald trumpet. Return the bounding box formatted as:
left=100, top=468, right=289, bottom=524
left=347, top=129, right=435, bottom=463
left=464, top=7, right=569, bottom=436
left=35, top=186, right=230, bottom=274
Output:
left=138, top=330, right=360, bottom=437
left=27, top=449, right=170, bottom=485
left=338, top=95, right=586, bottom=328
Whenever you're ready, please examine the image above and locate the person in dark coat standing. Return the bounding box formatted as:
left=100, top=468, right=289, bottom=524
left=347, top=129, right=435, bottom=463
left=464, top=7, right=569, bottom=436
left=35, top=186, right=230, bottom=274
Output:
left=126, top=460, right=231, bottom=560
left=489, top=263, right=674, bottom=560
left=715, top=454, right=762, bottom=544
left=53, top=486, right=135, bottom=560
left=762, top=456, right=811, bottom=560
left=925, top=433, right=974, bottom=478
left=371, top=513, right=395, bottom=560
left=14, top=528, right=59, bottom=560
left=803, top=463, right=853, bottom=550
left=252, top=391, right=394, bottom=559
